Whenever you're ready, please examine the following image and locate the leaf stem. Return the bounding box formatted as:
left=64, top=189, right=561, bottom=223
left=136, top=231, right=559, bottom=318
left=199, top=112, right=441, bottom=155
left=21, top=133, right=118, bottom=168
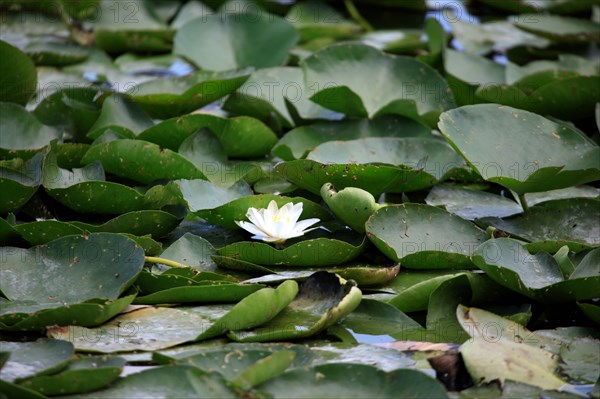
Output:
left=344, top=0, right=374, bottom=32
left=144, top=256, right=189, bottom=269
left=518, top=193, right=529, bottom=213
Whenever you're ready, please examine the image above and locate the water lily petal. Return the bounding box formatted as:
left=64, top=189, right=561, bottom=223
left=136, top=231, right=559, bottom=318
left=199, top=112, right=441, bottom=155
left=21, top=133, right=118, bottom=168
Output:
left=236, top=220, right=269, bottom=238
left=287, top=202, right=304, bottom=225
left=266, top=200, right=279, bottom=218
left=248, top=207, right=269, bottom=233
left=292, top=218, right=320, bottom=233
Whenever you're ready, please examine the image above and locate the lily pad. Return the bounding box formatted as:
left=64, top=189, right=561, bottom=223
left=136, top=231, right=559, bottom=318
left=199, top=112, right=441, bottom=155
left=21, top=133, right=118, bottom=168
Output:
left=513, top=15, right=600, bottom=43
left=276, top=137, right=470, bottom=196
left=18, top=356, right=126, bottom=396
left=229, top=272, right=362, bottom=342
left=133, top=281, right=264, bottom=305
left=217, top=232, right=366, bottom=267
left=473, top=238, right=600, bottom=303
left=272, top=115, right=431, bottom=161
left=286, top=2, right=361, bottom=43
left=13, top=220, right=87, bottom=246
left=174, top=13, right=298, bottom=71
left=301, top=43, right=455, bottom=126
left=366, top=204, right=487, bottom=269
left=70, top=210, right=183, bottom=239
left=0, top=103, right=60, bottom=159
left=0, top=233, right=144, bottom=303
left=86, top=94, right=154, bottom=140
left=438, top=104, right=600, bottom=194
left=0, top=152, right=43, bottom=213
left=259, top=363, right=448, bottom=399
left=0, top=40, right=37, bottom=105
left=0, top=340, right=73, bottom=382
left=478, top=198, right=600, bottom=253
left=195, top=194, right=331, bottom=230
left=559, top=338, right=600, bottom=384
left=157, top=233, right=220, bottom=272
left=124, top=69, right=252, bottom=119
left=81, top=139, right=207, bottom=184
left=223, top=67, right=341, bottom=129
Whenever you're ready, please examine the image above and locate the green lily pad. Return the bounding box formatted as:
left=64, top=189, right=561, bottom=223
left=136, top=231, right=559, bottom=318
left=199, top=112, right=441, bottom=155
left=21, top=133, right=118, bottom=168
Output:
left=0, top=40, right=37, bottom=105
left=0, top=152, right=43, bottom=213
left=157, top=233, right=220, bottom=272
left=223, top=66, right=341, bottom=129
left=24, top=39, right=90, bottom=66
left=0, top=340, right=73, bottom=382
left=366, top=204, right=487, bottom=269
left=212, top=255, right=276, bottom=275
left=0, top=217, right=26, bottom=246
left=178, top=179, right=253, bottom=214
left=362, top=30, right=427, bottom=55
left=174, top=13, right=298, bottom=71
left=13, top=220, right=87, bottom=245
left=133, top=282, right=264, bottom=305
left=514, top=15, right=600, bottom=43
left=301, top=43, right=455, bottom=126
left=217, top=232, right=365, bottom=267
left=93, top=1, right=175, bottom=53
left=438, top=104, right=600, bottom=194
left=195, top=194, right=331, bottom=230
left=59, top=366, right=239, bottom=398
left=69, top=210, right=183, bottom=239
left=425, top=274, right=472, bottom=344
left=124, top=69, right=252, bottom=119
left=478, top=198, right=600, bottom=253
left=259, top=363, right=448, bottom=398
left=276, top=137, right=470, bottom=196
left=425, top=184, right=523, bottom=220
left=473, top=238, right=600, bottom=303
left=0, top=380, right=46, bottom=399
left=479, top=0, right=597, bottom=14
left=578, top=302, right=600, bottom=324
left=0, top=103, right=60, bottom=159
left=18, top=356, right=126, bottom=396
left=86, top=94, right=154, bottom=140
left=272, top=115, right=431, bottom=161
left=0, top=295, right=135, bottom=331
left=81, top=139, right=207, bottom=184
left=321, top=183, right=381, bottom=233
left=229, top=272, right=362, bottom=342
left=286, top=2, right=361, bottom=43
left=559, top=338, right=600, bottom=384
left=0, top=233, right=144, bottom=303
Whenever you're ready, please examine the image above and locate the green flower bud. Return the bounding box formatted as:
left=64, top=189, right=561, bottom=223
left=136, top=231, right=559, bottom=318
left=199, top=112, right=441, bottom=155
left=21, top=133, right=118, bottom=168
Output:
left=320, top=183, right=382, bottom=233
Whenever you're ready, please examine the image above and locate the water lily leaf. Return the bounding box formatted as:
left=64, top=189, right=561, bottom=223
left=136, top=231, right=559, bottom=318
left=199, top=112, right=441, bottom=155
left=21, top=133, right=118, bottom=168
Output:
left=366, top=204, right=487, bottom=269
left=223, top=67, right=340, bottom=129
left=0, top=233, right=144, bottom=303
left=86, top=94, right=154, bottom=140
left=48, top=307, right=211, bottom=352
left=286, top=2, right=360, bottom=43
left=0, top=340, right=73, bottom=382
left=0, top=152, right=43, bottom=213
left=259, top=363, right=448, bottom=399
left=0, top=40, right=37, bottom=105
left=195, top=194, right=331, bottom=230
left=559, top=338, right=600, bottom=384
left=158, top=233, right=220, bottom=272
left=137, top=113, right=227, bottom=149
left=69, top=209, right=183, bottom=239
left=514, top=15, right=600, bottom=43
left=438, top=104, right=600, bottom=194
left=174, top=13, right=298, bottom=71
left=272, top=115, right=431, bottom=161
left=362, top=30, right=427, bottom=55
left=425, top=274, right=472, bottom=344
left=60, top=366, right=239, bottom=398
left=321, top=183, right=381, bottom=233
left=124, top=69, right=252, bottom=119
left=0, top=380, right=46, bottom=399
left=525, top=185, right=600, bottom=206
left=460, top=337, right=566, bottom=390
left=478, top=198, right=600, bottom=253
left=81, top=139, right=207, bottom=184
left=23, top=39, right=90, bottom=66
left=578, top=302, right=600, bottom=324
left=479, top=0, right=597, bottom=14
left=425, top=185, right=522, bottom=220
left=13, top=220, right=87, bottom=246
left=0, top=295, right=135, bottom=331
left=301, top=43, right=455, bottom=126
left=93, top=1, right=175, bottom=53
left=0, top=103, right=60, bottom=159
left=473, top=238, right=600, bottom=303
left=229, top=272, right=362, bottom=342
left=276, top=137, right=470, bottom=196
left=212, top=255, right=276, bottom=275
left=0, top=217, right=26, bottom=246
left=18, top=356, right=126, bottom=396
left=133, top=282, right=264, bottom=305
left=217, top=233, right=366, bottom=267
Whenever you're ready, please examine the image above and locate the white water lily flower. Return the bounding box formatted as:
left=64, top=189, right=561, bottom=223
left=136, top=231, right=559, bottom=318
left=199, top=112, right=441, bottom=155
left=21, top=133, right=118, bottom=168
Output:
left=235, top=200, right=320, bottom=244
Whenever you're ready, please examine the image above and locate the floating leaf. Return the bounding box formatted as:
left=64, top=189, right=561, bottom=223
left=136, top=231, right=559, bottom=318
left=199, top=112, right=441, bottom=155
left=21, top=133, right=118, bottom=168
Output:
left=174, top=13, right=298, bottom=71
left=0, top=340, right=73, bottom=382
left=0, top=40, right=37, bottom=105
left=0, top=233, right=144, bottom=303
left=366, top=204, right=487, bottom=269
left=13, top=220, right=87, bottom=246
left=133, top=281, right=264, bottom=305
left=438, top=104, right=600, bottom=194
left=473, top=238, right=600, bottom=303
left=513, top=15, right=600, bottom=43
left=229, top=272, right=362, bottom=342
left=157, top=233, right=219, bottom=272
left=0, top=152, right=43, bottom=213
left=301, top=43, right=456, bottom=126
left=86, top=94, right=154, bottom=140
left=286, top=2, right=361, bottom=43
left=478, top=198, right=600, bottom=253
left=70, top=210, right=183, bottom=239
left=81, top=139, right=206, bottom=184
left=559, top=338, right=600, bottom=384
